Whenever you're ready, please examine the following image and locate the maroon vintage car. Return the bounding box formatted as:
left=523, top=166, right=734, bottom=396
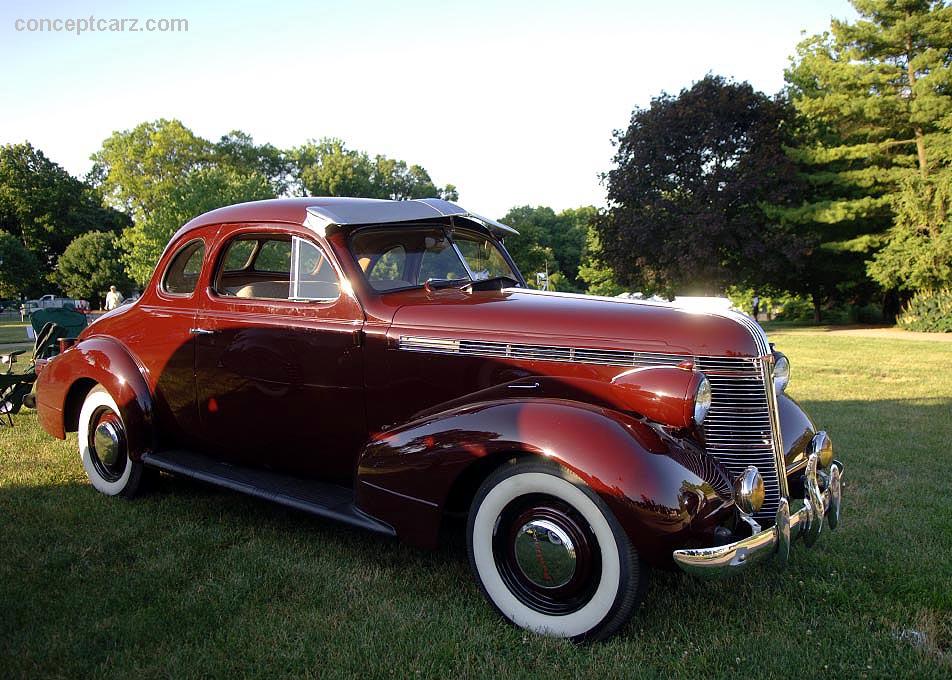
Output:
left=34, top=197, right=844, bottom=641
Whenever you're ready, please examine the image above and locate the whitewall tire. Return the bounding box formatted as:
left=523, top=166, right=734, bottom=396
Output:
left=467, top=459, right=648, bottom=642
left=78, top=385, right=144, bottom=497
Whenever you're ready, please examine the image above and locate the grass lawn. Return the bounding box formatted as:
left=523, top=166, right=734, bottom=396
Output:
left=1, top=330, right=950, bottom=678
left=0, top=323, right=29, bottom=345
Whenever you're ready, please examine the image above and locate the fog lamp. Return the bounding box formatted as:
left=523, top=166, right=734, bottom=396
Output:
left=808, top=431, right=834, bottom=469
left=734, top=466, right=765, bottom=515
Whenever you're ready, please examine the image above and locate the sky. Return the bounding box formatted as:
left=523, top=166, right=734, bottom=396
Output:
left=1, top=0, right=859, bottom=218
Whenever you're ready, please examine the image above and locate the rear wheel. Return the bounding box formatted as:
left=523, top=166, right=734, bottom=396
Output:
left=466, top=459, right=648, bottom=642
left=78, top=386, right=144, bottom=497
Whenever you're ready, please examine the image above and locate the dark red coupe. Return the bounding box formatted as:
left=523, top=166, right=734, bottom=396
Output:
left=35, top=197, right=844, bottom=641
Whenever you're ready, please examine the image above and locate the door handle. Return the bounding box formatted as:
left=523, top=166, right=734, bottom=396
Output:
left=189, top=328, right=215, bottom=336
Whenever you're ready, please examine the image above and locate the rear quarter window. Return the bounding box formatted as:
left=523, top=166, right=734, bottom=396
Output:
left=162, top=240, right=206, bottom=295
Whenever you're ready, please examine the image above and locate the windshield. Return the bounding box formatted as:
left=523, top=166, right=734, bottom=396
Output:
left=350, top=226, right=521, bottom=292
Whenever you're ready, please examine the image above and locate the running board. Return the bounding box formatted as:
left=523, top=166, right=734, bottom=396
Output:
left=141, top=450, right=395, bottom=537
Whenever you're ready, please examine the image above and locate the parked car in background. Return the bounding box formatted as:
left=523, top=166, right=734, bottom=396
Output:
left=33, top=197, right=844, bottom=641
left=21, top=294, right=89, bottom=317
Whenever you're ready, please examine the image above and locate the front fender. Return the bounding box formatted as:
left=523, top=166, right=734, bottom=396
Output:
left=356, top=398, right=732, bottom=563
left=35, top=336, right=154, bottom=459
left=779, top=392, right=818, bottom=472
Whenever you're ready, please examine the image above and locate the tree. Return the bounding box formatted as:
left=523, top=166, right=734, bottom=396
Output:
left=0, top=142, right=127, bottom=269
left=290, top=138, right=458, bottom=200
left=783, top=0, right=952, bottom=316
left=596, top=75, right=804, bottom=296
left=498, top=205, right=592, bottom=290
left=90, top=120, right=276, bottom=284
left=90, top=119, right=213, bottom=217
left=122, top=167, right=272, bottom=285
left=53, top=231, right=134, bottom=306
left=215, top=130, right=292, bottom=196
left=868, top=172, right=952, bottom=290
left=0, top=230, right=42, bottom=299
left=578, top=222, right=624, bottom=296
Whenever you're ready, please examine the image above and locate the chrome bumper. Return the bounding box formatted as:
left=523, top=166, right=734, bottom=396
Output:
left=673, top=453, right=843, bottom=579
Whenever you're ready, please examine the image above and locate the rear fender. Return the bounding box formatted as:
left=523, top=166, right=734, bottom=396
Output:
left=355, top=398, right=732, bottom=563
left=35, top=336, right=154, bottom=459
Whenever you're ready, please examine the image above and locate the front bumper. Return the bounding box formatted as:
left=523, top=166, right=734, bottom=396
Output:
left=673, top=453, right=843, bottom=578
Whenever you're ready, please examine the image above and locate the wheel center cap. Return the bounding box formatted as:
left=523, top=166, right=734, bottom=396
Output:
left=513, top=519, right=577, bottom=588
left=94, top=421, right=122, bottom=467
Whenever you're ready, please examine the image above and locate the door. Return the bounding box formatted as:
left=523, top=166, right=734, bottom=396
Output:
left=130, top=236, right=209, bottom=448
left=194, top=228, right=366, bottom=484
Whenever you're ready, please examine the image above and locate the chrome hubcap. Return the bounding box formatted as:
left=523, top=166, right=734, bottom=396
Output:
left=94, top=421, right=122, bottom=467
left=89, top=409, right=127, bottom=483
left=513, top=519, right=577, bottom=588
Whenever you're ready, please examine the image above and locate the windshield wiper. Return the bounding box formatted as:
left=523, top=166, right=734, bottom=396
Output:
left=423, top=278, right=469, bottom=291
left=424, top=276, right=520, bottom=293
left=462, top=276, right=520, bottom=292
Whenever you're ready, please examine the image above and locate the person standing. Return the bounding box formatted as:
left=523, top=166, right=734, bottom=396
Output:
left=104, top=285, right=123, bottom=311
left=751, top=293, right=761, bottom=320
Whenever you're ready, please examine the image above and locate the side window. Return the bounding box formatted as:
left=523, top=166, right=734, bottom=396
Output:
left=162, top=240, right=206, bottom=295
left=221, top=239, right=256, bottom=271
left=215, top=236, right=291, bottom=300
left=253, top=240, right=292, bottom=273
left=214, top=234, right=338, bottom=302
left=291, top=238, right=340, bottom=301
left=453, top=231, right=514, bottom=280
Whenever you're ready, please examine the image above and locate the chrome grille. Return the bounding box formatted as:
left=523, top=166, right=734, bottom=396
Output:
left=398, top=336, right=784, bottom=523
left=696, top=357, right=781, bottom=525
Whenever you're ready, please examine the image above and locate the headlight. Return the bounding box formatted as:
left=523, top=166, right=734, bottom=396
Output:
left=693, top=374, right=712, bottom=425
left=773, top=352, right=790, bottom=393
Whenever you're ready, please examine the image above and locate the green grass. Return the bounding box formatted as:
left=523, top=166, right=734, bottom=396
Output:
left=1, top=330, right=950, bottom=678
left=0, top=323, right=29, bottom=345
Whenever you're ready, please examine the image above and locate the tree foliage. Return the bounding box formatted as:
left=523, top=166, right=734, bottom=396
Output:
left=52, top=231, right=133, bottom=305
left=290, top=138, right=457, bottom=201
left=783, top=0, right=952, bottom=315
left=868, top=171, right=952, bottom=290
left=215, top=130, right=292, bottom=196
left=596, top=75, right=803, bottom=296
left=578, top=222, right=624, bottom=296
left=0, top=142, right=127, bottom=269
left=498, top=206, right=593, bottom=291
left=0, top=230, right=42, bottom=299
left=90, top=120, right=276, bottom=284
left=124, top=166, right=273, bottom=285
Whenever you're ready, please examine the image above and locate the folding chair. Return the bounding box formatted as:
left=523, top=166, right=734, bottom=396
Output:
left=0, top=321, right=76, bottom=426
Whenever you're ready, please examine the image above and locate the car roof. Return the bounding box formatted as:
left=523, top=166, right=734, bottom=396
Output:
left=174, top=197, right=517, bottom=241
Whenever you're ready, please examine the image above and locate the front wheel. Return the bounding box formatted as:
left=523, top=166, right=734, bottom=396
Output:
left=467, top=459, right=648, bottom=642
left=78, top=385, right=145, bottom=497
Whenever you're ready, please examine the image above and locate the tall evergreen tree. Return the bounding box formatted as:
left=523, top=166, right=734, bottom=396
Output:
left=783, top=0, right=952, bottom=316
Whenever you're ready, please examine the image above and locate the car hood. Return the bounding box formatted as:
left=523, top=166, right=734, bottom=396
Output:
left=387, top=288, right=768, bottom=358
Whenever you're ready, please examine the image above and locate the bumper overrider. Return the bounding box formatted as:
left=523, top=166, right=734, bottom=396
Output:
left=673, top=436, right=844, bottom=579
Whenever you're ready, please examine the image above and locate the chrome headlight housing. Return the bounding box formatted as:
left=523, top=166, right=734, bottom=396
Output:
left=693, top=374, right=712, bottom=425
left=773, top=352, right=790, bottom=393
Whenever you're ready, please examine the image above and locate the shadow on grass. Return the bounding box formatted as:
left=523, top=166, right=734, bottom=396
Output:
left=1, top=397, right=949, bottom=676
